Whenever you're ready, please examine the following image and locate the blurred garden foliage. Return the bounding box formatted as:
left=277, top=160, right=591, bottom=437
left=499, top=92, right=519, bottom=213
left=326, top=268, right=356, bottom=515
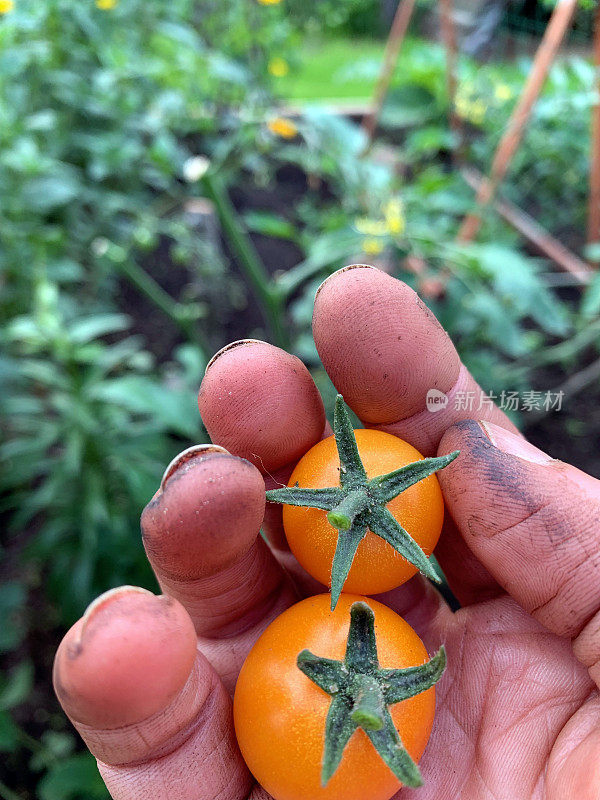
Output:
left=1, top=0, right=600, bottom=797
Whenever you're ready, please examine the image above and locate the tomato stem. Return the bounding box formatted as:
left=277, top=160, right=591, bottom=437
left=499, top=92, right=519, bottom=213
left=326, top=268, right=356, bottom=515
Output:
left=350, top=674, right=385, bottom=730
left=297, top=601, right=445, bottom=788
left=327, top=487, right=370, bottom=531
left=266, top=394, right=459, bottom=608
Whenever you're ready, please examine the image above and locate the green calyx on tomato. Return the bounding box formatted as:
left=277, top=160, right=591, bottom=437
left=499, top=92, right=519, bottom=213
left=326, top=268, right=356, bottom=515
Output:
left=297, top=601, right=446, bottom=787
left=266, top=395, right=459, bottom=609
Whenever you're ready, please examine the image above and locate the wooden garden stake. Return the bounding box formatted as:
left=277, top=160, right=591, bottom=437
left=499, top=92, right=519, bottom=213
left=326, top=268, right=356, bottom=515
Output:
left=439, top=0, right=462, bottom=161
left=461, top=167, right=593, bottom=283
left=588, top=1, right=600, bottom=255
left=362, top=0, right=417, bottom=147
left=457, top=0, right=579, bottom=243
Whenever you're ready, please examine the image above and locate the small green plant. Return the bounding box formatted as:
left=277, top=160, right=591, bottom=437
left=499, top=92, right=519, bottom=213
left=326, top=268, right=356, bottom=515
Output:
left=1, top=279, right=205, bottom=615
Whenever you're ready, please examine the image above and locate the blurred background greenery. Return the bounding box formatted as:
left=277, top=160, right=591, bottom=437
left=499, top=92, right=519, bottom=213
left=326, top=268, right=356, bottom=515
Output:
left=1, top=0, right=599, bottom=796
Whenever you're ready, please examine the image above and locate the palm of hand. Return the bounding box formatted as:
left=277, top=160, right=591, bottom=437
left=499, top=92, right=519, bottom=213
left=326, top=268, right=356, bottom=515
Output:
left=54, top=267, right=600, bottom=800
left=409, top=593, right=594, bottom=800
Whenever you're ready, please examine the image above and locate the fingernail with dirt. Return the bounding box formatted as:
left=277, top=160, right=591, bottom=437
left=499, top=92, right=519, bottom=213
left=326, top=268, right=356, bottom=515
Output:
left=204, top=338, right=262, bottom=374
left=479, top=421, right=554, bottom=465
left=160, top=444, right=229, bottom=490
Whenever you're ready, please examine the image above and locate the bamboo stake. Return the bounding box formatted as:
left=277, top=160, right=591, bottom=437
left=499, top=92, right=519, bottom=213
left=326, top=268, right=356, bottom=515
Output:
left=457, top=0, right=579, bottom=243
left=439, top=0, right=462, bottom=161
left=362, top=0, right=417, bottom=146
left=587, top=2, right=600, bottom=255
left=461, top=167, right=593, bottom=283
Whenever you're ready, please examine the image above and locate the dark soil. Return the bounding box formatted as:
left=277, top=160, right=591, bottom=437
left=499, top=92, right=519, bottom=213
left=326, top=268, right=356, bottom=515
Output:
left=524, top=361, right=600, bottom=479
left=119, top=164, right=308, bottom=359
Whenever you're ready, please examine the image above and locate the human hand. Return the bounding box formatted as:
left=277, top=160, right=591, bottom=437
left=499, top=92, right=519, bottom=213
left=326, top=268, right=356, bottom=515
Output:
left=53, top=265, right=600, bottom=800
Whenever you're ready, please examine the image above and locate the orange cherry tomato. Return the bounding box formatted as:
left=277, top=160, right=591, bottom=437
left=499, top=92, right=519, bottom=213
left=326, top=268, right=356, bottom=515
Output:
left=234, top=594, right=436, bottom=800
left=283, top=430, right=444, bottom=595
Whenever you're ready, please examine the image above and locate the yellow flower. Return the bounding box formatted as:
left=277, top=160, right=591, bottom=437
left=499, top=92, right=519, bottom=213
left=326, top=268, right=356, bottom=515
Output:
left=95, top=0, right=118, bottom=9
left=362, top=237, right=384, bottom=256
left=0, top=0, right=14, bottom=12
left=494, top=83, right=513, bottom=102
left=383, top=198, right=405, bottom=236
left=456, top=95, right=486, bottom=125
left=355, top=218, right=388, bottom=236
left=267, top=117, right=298, bottom=139
left=268, top=57, right=289, bottom=78
left=258, top=0, right=282, bottom=4
left=455, top=97, right=469, bottom=119
left=470, top=100, right=486, bottom=124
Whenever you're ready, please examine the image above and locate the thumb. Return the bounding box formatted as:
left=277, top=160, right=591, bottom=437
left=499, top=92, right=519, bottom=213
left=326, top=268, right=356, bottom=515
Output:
left=438, top=421, right=600, bottom=672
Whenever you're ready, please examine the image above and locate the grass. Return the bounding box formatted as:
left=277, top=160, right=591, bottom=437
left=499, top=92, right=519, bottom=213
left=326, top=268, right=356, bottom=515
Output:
left=276, top=35, right=452, bottom=104
left=278, top=37, right=387, bottom=102
left=275, top=33, right=579, bottom=107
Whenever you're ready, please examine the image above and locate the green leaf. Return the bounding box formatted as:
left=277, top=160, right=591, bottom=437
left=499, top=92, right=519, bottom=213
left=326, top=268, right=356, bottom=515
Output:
left=90, top=376, right=200, bottom=438
left=38, top=753, right=108, bottom=800
left=297, top=650, right=347, bottom=694
left=266, top=486, right=343, bottom=510
left=156, top=21, right=204, bottom=50
left=207, top=53, right=249, bottom=85
left=0, top=661, right=34, bottom=710
left=370, top=451, right=459, bottom=504
left=68, top=314, right=131, bottom=344
left=330, top=519, right=368, bottom=610
left=26, top=109, right=58, bottom=132
left=243, top=211, right=297, bottom=241
left=364, top=708, right=423, bottom=788
left=0, top=583, right=26, bottom=653
left=279, top=229, right=362, bottom=295
left=583, top=242, right=600, bottom=263
left=344, top=602, right=378, bottom=672
left=30, top=732, right=75, bottom=772
left=0, top=710, right=21, bottom=753
left=380, top=86, right=437, bottom=128
left=22, top=173, right=80, bottom=211
left=582, top=273, right=600, bottom=319
left=465, top=243, right=571, bottom=337
left=333, top=395, right=367, bottom=488
left=368, top=507, right=440, bottom=584
left=321, top=695, right=357, bottom=785
left=47, top=259, right=84, bottom=284
left=382, top=647, right=447, bottom=704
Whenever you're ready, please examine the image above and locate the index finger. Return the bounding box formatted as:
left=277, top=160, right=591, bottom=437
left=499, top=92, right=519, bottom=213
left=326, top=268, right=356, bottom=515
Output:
left=313, top=265, right=519, bottom=455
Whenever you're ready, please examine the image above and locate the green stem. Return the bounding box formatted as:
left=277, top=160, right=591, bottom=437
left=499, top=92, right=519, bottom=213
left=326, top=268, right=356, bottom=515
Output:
left=16, top=726, right=43, bottom=753
left=534, top=316, right=600, bottom=365
left=327, top=487, right=370, bottom=531
left=350, top=674, right=385, bottom=730
left=276, top=247, right=355, bottom=298
left=115, top=259, right=209, bottom=361
left=202, top=173, right=289, bottom=350
left=429, top=554, right=461, bottom=611
left=276, top=257, right=330, bottom=297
